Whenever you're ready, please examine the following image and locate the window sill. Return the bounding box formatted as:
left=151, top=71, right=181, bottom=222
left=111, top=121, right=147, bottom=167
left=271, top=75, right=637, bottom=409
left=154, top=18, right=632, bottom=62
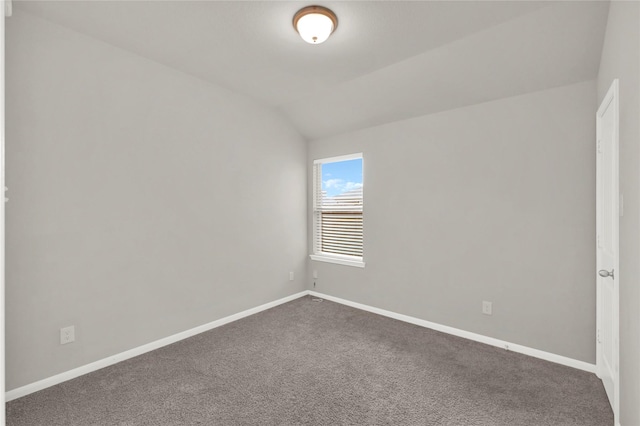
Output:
left=309, top=254, right=365, bottom=268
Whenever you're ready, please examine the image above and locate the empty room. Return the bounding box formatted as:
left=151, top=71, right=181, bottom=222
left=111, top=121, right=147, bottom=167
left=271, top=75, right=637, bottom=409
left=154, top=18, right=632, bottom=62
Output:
left=2, top=0, right=639, bottom=425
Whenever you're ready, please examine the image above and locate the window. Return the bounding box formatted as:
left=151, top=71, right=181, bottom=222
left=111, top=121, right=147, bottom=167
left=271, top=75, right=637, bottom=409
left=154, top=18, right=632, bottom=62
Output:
left=311, top=153, right=364, bottom=268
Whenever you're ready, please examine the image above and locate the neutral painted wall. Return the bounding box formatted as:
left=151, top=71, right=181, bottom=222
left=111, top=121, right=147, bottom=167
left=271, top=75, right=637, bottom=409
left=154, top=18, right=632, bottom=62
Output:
left=597, top=2, right=640, bottom=424
left=5, top=11, right=307, bottom=390
left=308, top=81, right=597, bottom=363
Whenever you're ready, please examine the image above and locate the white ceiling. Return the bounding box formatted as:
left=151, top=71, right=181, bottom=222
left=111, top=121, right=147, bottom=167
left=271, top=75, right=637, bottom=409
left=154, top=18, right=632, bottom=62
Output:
left=14, top=1, right=609, bottom=140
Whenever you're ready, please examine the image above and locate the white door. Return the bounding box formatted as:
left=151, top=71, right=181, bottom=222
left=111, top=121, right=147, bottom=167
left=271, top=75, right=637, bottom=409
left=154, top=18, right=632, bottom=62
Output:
left=1, top=2, right=6, bottom=425
left=596, top=79, right=619, bottom=420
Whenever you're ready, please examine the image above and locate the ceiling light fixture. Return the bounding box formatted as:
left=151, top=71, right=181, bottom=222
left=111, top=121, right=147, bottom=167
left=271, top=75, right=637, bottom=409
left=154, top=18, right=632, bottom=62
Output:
left=293, top=6, right=338, bottom=44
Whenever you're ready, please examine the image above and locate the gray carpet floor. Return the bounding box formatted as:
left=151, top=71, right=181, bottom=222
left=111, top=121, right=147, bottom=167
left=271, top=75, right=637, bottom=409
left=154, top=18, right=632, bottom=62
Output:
left=7, top=296, right=613, bottom=425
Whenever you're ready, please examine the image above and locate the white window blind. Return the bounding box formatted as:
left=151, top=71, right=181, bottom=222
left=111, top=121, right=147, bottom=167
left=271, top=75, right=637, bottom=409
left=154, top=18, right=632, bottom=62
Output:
left=312, top=154, right=363, bottom=265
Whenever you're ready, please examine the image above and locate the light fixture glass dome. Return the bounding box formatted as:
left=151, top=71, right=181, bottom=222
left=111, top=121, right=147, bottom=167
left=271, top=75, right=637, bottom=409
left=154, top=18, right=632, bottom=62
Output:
left=293, top=6, right=338, bottom=44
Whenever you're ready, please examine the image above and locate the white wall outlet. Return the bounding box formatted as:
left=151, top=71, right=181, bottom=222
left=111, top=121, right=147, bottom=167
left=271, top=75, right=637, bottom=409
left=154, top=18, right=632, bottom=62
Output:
left=482, top=301, right=492, bottom=315
left=289, top=271, right=294, bottom=281
left=60, top=325, right=75, bottom=344
left=313, top=270, right=318, bottom=279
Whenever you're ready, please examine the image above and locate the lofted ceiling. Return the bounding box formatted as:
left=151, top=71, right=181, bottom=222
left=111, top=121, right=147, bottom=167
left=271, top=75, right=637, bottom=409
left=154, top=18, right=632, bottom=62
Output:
left=14, top=1, right=609, bottom=140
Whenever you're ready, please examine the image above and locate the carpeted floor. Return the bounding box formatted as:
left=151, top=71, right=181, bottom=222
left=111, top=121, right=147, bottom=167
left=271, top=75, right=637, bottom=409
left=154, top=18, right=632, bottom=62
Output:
left=7, top=296, right=612, bottom=425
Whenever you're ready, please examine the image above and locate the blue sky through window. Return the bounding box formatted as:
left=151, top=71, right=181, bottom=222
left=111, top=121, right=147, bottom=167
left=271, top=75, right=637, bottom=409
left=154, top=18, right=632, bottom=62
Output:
left=322, top=158, right=363, bottom=197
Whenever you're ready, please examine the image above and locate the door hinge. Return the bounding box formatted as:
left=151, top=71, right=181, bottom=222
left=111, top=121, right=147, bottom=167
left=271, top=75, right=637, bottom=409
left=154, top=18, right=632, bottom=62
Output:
left=597, top=139, right=602, bottom=153
left=597, top=234, right=600, bottom=249
left=597, top=329, right=601, bottom=344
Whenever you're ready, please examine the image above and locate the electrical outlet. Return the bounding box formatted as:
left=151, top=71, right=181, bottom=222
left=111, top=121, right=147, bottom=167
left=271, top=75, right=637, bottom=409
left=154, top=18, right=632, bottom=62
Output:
left=60, top=326, right=75, bottom=345
left=289, top=271, right=294, bottom=281
left=482, top=301, right=492, bottom=315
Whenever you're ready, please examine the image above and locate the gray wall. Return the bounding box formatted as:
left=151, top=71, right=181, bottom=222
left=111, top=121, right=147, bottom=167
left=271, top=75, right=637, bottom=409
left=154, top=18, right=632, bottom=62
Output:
left=6, top=11, right=307, bottom=391
left=597, top=2, right=640, bottom=424
left=308, top=81, right=597, bottom=363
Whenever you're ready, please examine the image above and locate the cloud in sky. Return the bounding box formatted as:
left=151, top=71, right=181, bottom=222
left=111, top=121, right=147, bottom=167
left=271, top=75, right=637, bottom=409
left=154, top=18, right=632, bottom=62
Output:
left=323, top=179, right=363, bottom=196
left=324, top=178, right=343, bottom=189
left=342, top=182, right=363, bottom=192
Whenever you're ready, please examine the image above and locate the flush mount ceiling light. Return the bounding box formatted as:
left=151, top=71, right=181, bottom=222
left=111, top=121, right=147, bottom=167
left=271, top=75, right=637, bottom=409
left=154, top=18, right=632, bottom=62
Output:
left=293, top=6, right=338, bottom=44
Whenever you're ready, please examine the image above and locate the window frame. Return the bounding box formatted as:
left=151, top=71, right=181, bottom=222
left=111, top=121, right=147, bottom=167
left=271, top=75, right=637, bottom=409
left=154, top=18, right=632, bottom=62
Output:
left=310, top=153, right=365, bottom=268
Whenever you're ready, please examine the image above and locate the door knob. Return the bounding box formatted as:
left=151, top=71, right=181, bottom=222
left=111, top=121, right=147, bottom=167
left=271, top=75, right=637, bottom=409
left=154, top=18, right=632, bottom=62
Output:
left=598, top=269, right=614, bottom=279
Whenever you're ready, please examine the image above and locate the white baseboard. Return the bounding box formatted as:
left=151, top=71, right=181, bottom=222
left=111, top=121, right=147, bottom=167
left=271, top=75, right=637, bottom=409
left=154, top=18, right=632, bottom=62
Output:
left=309, top=291, right=596, bottom=374
left=7, top=289, right=596, bottom=402
left=5, top=291, right=309, bottom=402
